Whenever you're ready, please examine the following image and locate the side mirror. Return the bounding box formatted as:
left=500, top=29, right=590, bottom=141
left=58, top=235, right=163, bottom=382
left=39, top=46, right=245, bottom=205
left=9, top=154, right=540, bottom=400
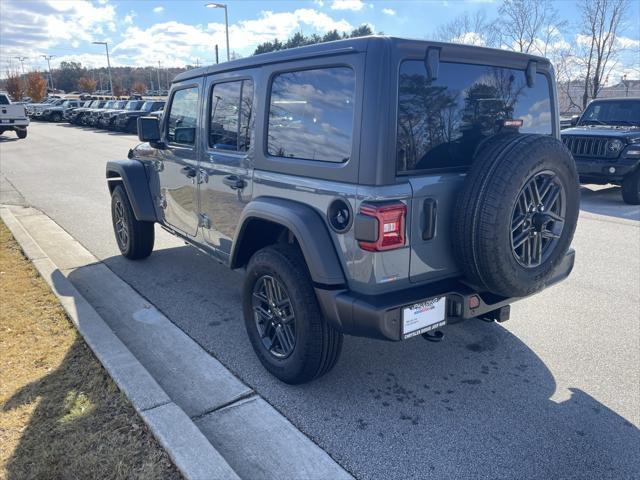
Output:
left=138, top=116, right=161, bottom=143
left=570, top=115, right=580, bottom=126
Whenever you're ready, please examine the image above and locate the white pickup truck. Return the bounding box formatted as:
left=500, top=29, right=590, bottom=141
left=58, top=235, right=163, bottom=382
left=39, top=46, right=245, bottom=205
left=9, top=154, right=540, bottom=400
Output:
left=0, top=91, right=29, bottom=139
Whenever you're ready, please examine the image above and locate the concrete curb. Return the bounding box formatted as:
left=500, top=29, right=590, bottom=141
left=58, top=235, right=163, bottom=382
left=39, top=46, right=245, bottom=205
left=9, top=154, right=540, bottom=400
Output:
left=1, top=206, right=240, bottom=480
left=1, top=204, right=353, bottom=480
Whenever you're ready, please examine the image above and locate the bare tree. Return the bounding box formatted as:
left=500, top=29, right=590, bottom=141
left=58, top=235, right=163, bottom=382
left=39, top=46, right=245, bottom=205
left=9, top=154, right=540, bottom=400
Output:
left=578, top=0, right=629, bottom=109
left=435, top=10, right=500, bottom=47
left=499, top=0, right=567, bottom=55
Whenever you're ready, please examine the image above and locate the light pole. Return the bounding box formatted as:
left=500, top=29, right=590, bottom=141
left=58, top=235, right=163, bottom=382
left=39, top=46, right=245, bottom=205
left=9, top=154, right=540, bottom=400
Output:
left=157, top=61, right=162, bottom=93
left=205, top=3, right=230, bottom=62
left=41, top=55, right=55, bottom=91
left=13, top=57, right=27, bottom=94
left=92, top=41, right=113, bottom=95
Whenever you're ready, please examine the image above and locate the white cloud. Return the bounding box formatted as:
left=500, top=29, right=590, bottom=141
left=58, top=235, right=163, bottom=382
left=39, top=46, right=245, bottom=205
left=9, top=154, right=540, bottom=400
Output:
left=331, top=0, right=365, bottom=11
left=313, top=0, right=325, bottom=6
left=124, top=11, right=136, bottom=25
left=0, top=0, right=117, bottom=73
left=452, top=31, right=486, bottom=46
left=153, top=6, right=164, bottom=14
left=111, top=9, right=354, bottom=67
left=382, top=8, right=396, bottom=16
left=617, top=36, right=640, bottom=50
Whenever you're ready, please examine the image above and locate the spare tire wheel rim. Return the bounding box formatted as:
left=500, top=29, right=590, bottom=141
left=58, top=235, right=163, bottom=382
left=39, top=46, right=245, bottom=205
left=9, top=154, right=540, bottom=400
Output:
left=510, top=170, right=566, bottom=268
left=252, top=275, right=296, bottom=359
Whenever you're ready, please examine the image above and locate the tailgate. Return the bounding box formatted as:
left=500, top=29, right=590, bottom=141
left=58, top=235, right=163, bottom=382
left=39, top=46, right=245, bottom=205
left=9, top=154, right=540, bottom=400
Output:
left=0, top=105, right=27, bottom=120
left=407, top=173, right=463, bottom=283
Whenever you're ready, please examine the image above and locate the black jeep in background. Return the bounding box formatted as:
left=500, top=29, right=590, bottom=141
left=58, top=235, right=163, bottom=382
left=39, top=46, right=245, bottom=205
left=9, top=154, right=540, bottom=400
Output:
left=561, top=98, right=640, bottom=205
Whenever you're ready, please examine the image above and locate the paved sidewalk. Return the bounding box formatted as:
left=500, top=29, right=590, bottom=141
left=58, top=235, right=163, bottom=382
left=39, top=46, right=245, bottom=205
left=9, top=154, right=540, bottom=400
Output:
left=1, top=205, right=352, bottom=480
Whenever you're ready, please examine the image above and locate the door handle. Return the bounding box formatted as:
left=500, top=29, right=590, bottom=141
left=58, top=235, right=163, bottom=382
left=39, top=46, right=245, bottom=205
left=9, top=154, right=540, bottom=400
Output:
left=222, top=175, right=246, bottom=190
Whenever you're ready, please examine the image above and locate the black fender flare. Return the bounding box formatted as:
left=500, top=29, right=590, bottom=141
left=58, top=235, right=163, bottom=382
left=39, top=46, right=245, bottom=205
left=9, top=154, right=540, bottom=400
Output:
left=230, top=197, right=346, bottom=287
left=105, top=159, right=157, bottom=222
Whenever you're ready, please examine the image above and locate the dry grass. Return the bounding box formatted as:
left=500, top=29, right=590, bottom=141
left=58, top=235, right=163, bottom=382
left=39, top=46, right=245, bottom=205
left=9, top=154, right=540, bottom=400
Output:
left=0, top=220, right=182, bottom=480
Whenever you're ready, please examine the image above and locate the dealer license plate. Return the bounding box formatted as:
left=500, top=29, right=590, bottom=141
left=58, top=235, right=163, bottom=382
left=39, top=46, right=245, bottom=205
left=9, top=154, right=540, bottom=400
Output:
left=402, top=296, right=446, bottom=339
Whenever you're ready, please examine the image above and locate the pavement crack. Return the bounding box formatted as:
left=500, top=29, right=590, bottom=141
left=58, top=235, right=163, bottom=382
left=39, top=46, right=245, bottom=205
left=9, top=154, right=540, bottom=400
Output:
left=191, top=391, right=257, bottom=421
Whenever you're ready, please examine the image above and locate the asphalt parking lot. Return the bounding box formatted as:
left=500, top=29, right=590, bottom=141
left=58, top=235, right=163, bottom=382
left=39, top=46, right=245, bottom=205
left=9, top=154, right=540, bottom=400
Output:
left=2, top=123, right=639, bottom=479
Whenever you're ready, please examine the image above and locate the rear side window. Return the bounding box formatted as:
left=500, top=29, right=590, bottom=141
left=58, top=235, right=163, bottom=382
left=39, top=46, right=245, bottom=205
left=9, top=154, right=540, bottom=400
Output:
left=397, top=61, right=552, bottom=173
left=209, top=79, right=254, bottom=151
left=167, top=87, right=199, bottom=145
left=0, top=95, right=9, bottom=105
left=267, top=67, right=355, bottom=162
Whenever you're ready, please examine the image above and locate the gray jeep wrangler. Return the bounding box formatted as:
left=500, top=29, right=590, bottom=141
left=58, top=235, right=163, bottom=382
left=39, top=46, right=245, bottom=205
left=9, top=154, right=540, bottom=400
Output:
left=106, top=37, right=579, bottom=384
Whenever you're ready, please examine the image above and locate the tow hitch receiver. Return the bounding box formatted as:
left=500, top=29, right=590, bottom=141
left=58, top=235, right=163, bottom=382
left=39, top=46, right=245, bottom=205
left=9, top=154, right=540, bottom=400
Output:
left=479, top=305, right=511, bottom=323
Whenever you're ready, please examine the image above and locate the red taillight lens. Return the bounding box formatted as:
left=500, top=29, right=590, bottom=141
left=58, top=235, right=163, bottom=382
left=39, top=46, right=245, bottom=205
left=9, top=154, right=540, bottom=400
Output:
left=358, top=202, right=407, bottom=252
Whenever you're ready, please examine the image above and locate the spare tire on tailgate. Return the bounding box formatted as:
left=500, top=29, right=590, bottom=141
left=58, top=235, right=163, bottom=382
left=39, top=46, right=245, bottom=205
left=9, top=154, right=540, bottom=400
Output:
left=452, top=134, right=579, bottom=298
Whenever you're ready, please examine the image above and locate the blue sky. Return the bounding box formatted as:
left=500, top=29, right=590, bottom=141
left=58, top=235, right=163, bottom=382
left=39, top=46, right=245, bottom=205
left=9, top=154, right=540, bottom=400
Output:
left=1, top=0, right=639, bottom=82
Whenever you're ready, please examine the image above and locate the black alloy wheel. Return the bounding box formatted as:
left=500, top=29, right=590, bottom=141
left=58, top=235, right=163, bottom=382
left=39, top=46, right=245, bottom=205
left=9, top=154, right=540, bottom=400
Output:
left=252, top=274, right=296, bottom=358
left=510, top=170, right=566, bottom=268
left=113, top=196, right=129, bottom=252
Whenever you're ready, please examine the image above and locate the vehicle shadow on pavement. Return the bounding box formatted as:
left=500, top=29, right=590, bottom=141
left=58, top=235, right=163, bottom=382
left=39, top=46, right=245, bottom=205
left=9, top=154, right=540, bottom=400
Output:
left=0, top=136, right=19, bottom=143
left=1, top=272, right=179, bottom=479
left=96, top=245, right=640, bottom=480
left=579, top=185, right=640, bottom=221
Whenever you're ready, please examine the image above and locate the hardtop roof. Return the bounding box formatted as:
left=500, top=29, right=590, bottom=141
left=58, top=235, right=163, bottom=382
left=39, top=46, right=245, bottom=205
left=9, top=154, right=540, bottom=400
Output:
left=172, top=35, right=551, bottom=83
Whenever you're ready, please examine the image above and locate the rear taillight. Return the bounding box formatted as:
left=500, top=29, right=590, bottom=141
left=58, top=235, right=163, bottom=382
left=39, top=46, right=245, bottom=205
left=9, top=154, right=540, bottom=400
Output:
left=358, top=202, right=407, bottom=252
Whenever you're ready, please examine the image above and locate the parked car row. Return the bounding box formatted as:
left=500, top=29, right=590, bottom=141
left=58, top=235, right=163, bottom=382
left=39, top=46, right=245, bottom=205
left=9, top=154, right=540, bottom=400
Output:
left=26, top=97, right=165, bottom=135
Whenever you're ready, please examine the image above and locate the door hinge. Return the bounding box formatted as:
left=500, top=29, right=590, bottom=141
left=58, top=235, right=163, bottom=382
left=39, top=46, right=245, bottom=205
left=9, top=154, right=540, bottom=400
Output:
left=198, top=213, right=211, bottom=229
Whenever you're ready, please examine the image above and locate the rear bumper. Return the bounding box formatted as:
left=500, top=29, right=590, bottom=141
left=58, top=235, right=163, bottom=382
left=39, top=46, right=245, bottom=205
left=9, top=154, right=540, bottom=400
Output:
left=0, top=119, right=29, bottom=129
left=316, top=249, right=575, bottom=341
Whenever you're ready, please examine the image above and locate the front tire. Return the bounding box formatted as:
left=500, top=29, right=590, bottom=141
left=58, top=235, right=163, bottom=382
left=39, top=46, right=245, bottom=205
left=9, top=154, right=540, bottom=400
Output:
left=243, top=244, right=343, bottom=384
left=51, top=112, right=62, bottom=122
left=110, top=185, right=154, bottom=259
left=621, top=169, right=640, bottom=205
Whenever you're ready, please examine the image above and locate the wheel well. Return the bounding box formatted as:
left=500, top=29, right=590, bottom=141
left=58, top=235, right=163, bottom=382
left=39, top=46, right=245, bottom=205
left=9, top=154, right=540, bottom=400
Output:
left=232, top=218, right=296, bottom=269
left=106, top=170, right=124, bottom=194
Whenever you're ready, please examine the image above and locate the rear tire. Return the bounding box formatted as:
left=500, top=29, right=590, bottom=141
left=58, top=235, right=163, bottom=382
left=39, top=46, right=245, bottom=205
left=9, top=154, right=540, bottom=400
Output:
left=16, top=129, right=27, bottom=139
left=110, top=185, right=154, bottom=259
left=621, top=169, right=640, bottom=205
left=243, top=244, right=343, bottom=384
left=453, top=134, right=579, bottom=297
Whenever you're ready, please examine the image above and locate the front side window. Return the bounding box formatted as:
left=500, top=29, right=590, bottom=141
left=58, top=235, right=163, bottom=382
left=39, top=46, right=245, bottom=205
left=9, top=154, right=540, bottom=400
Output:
left=267, top=67, right=355, bottom=162
left=167, top=87, right=199, bottom=145
left=209, top=79, right=254, bottom=151
left=397, top=61, right=553, bottom=173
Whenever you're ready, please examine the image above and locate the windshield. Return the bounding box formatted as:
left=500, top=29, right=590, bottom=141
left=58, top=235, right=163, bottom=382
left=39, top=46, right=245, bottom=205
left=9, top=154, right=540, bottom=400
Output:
left=125, top=101, right=141, bottom=110
left=579, top=100, right=640, bottom=126
left=141, top=101, right=156, bottom=111
left=103, top=101, right=115, bottom=108
left=113, top=101, right=126, bottom=109
left=62, top=101, right=71, bottom=107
